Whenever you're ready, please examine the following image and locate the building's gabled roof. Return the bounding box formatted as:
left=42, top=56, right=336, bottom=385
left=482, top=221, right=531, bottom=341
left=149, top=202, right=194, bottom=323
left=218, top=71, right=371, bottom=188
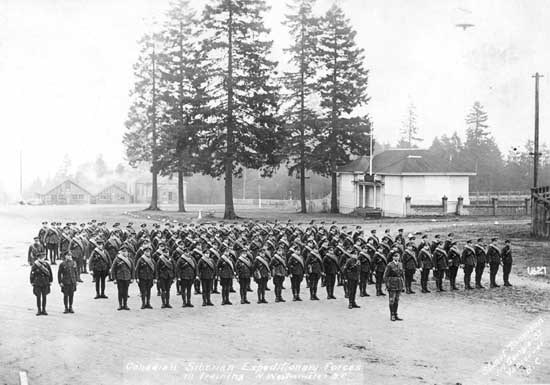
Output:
left=41, top=179, right=92, bottom=196
left=95, top=184, right=132, bottom=197
left=337, top=149, right=476, bottom=175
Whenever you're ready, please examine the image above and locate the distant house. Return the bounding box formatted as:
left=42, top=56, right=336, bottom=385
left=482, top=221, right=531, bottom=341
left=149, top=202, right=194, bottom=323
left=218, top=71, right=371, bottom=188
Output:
left=93, top=184, right=133, bottom=204
left=134, top=176, right=187, bottom=204
left=337, top=149, right=476, bottom=217
left=38, top=179, right=92, bottom=205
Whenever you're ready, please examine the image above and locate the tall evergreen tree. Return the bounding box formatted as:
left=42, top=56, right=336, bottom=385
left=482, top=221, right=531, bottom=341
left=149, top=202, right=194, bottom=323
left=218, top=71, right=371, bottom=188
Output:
left=200, top=0, right=282, bottom=219
left=314, top=4, right=371, bottom=213
left=123, top=31, right=163, bottom=210
left=397, top=102, right=422, bottom=148
left=282, top=0, right=321, bottom=213
left=157, top=0, right=210, bottom=212
left=463, top=101, right=503, bottom=191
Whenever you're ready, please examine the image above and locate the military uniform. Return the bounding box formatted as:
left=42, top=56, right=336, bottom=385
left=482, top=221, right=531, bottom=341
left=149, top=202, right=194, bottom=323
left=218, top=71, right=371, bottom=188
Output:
left=487, top=241, right=501, bottom=288
left=111, top=252, right=134, bottom=310
left=383, top=259, right=404, bottom=321
left=418, top=246, right=433, bottom=293
left=135, top=252, right=156, bottom=309
left=432, top=245, right=448, bottom=291
left=253, top=254, right=270, bottom=304
left=474, top=242, right=487, bottom=288
left=343, top=254, right=361, bottom=309
left=269, top=252, right=287, bottom=302
left=305, top=250, right=324, bottom=300
left=69, top=236, right=85, bottom=282
left=501, top=242, right=513, bottom=286
left=235, top=252, right=253, bottom=304
left=197, top=254, right=216, bottom=306
left=58, top=256, right=78, bottom=313
left=176, top=253, right=196, bottom=307
left=30, top=258, right=53, bottom=315
left=374, top=249, right=387, bottom=296
left=217, top=253, right=235, bottom=305
left=322, top=250, right=339, bottom=299
left=447, top=243, right=461, bottom=290
left=156, top=252, right=176, bottom=308
left=461, top=243, right=476, bottom=289
left=89, top=244, right=110, bottom=298
left=358, top=249, right=372, bottom=297
left=288, top=252, right=305, bottom=301
left=28, top=240, right=46, bottom=265
left=402, top=248, right=417, bottom=294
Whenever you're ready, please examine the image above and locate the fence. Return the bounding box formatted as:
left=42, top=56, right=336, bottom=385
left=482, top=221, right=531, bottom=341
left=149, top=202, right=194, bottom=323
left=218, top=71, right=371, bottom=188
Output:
left=469, top=191, right=530, bottom=204
left=405, top=196, right=530, bottom=217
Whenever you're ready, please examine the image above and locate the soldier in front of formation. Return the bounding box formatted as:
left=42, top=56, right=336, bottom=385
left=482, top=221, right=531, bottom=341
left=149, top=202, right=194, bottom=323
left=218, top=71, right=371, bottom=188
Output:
left=288, top=248, right=305, bottom=301
left=30, top=251, right=53, bottom=316
left=253, top=249, right=270, bottom=304
left=269, top=247, right=287, bottom=303
left=235, top=251, right=253, bottom=304
left=156, top=246, right=176, bottom=308
left=197, top=249, right=215, bottom=306
left=383, top=248, right=404, bottom=321
left=58, top=252, right=78, bottom=313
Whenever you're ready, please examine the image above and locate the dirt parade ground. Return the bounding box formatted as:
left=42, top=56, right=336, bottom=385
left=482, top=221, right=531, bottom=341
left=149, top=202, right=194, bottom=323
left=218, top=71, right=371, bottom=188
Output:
left=0, top=204, right=549, bottom=385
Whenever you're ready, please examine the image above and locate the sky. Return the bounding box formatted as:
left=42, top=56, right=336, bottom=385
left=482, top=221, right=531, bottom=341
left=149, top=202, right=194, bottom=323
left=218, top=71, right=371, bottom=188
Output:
left=1, top=0, right=550, bottom=197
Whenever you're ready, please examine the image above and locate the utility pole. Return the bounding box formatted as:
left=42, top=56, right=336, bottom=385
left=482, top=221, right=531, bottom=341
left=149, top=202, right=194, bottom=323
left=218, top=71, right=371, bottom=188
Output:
left=532, top=72, right=543, bottom=188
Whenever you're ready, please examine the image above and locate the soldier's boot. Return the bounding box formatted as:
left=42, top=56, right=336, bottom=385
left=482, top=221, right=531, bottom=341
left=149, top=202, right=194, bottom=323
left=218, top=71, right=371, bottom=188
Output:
left=452, top=278, right=459, bottom=290
left=181, top=294, right=187, bottom=308
left=312, top=286, right=319, bottom=300
left=212, top=279, right=219, bottom=294
left=165, top=292, right=172, bottom=308
left=186, top=289, right=193, bottom=307
left=230, top=281, right=236, bottom=293
left=359, top=281, right=366, bottom=297
left=194, top=279, right=201, bottom=294
left=394, top=302, right=403, bottom=321
left=261, top=288, right=268, bottom=303
left=321, top=275, right=326, bottom=287
left=390, top=304, right=395, bottom=321
left=409, top=281, right=416, bottom=294
left=160, top=293, right=166, bottom=308
left=309, top=287, right=314, bottom=301
left=257, top=290, right=262, bottom=304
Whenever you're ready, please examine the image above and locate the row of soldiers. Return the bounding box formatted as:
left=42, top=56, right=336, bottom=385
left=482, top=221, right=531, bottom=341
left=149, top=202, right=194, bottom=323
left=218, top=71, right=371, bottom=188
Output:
left=29, top=220, right=513, bottom=320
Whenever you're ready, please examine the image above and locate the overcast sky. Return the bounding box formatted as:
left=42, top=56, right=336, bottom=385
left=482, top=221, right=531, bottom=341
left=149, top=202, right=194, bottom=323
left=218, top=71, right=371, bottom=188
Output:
left=1, top=0, right=550, bottom=197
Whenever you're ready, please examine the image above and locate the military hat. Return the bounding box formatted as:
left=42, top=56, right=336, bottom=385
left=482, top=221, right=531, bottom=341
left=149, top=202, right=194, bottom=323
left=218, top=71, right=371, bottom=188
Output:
left=448, top=233, right=454, bottom=237
left=33, top=236, right=40, bottom=240
left=385, top=228, right=390, bottom=233
left=421, top=234, right=428, bottom=239
left=466, top=239, right=473, bottom=244
left=370, top=229, right=376, bottom=234
left=477, top=238, right=484, bottom=242
left=141, top=244, right=152, bottom=251
left=434, top=234, right=440, bottom=238
left=398, top=228, right=404, bottom=232
left=451, top=241, right=457, bottom=246
left=504, top=239, right=510, bottom=244
left=42, top=221, right=48, bottom=225
left=140, top=223, right=147, bottom=228
left=91, top=219, right=97, bottom=223
left=491, top=237, right=498, bottom=242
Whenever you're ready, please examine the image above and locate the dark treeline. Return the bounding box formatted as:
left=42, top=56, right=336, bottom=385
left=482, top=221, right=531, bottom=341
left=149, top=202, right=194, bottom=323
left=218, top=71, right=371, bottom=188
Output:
left=123, top=0, right=372, bottom=218
left=428, top=101, right=550, bottom=192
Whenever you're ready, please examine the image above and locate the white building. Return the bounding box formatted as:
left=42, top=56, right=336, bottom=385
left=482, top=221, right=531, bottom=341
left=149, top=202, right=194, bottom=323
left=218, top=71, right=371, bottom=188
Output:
left=337, top=149, right=476, bottom=217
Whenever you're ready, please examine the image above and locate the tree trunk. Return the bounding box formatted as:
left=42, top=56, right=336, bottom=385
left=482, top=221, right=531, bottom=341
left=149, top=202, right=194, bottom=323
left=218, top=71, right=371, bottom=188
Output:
left=330, top=170, right=338, bottom=214
left=149, top=170, right=159, bottom=210
left=224, top=3, right=237, bottom=220
left=299, top=25, right=307, bottom=214
left=177, top=170, right=185, bottom=212
left=300, top=161, right=307, bottom=214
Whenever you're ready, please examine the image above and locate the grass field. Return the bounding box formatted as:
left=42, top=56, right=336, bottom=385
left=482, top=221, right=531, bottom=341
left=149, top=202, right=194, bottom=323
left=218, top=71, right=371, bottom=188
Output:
left=0, top=204, right=548, bottom=385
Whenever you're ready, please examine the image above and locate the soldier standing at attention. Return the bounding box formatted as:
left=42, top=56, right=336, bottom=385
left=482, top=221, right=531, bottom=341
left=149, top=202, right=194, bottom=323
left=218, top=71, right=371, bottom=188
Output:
left=418, top=243, right=433, bottom=293
left=135, top=245, right=156, bottom=309
left=89, top=239, right=110, bottom=299
left=58, top=252, right=78, bottom=313
left=433, top=241, right=449, bottom=292
left=358, top=249, right=371, bottom=297
left=217, top=250, right=235, bottom=305
left=30, top=252, right=53, bottom=316
left=322, top=246, right=339, bottom=299
left=501, top=240, right=513, bottom=286
left=175, top=250, right=196, bottom=307
left=69, top=235, right=85, bottom=282
left=156, top=247, right=176, bottom=308
left=374, top=246, right=387, bottom=296
left=269, top=247, right=287, bottom=303
left=343, top=251, right=361, bottom=309
left=197, top=249, right=216, bottom=306
left=111, top=246, right=134, bottom=310
left=253, top=249, right=270, bottom=304
left=384, top=251, right=404, bottom=321
left=402, top=244, right=417, bottom=294
left=487, top=238, right=501, bottom=288
left=235, top=251, right=252, bottom=304
left=28, top=236, right=46, bottom=265
left=305, top=250, right=324, bottom=301
left=461, top=240, right=476, bottom=290
left=474, top=238, right=487, bottom=289
left=447, top=241, right=461, bottom=290
left=288, top=248, right=305, bottom=301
